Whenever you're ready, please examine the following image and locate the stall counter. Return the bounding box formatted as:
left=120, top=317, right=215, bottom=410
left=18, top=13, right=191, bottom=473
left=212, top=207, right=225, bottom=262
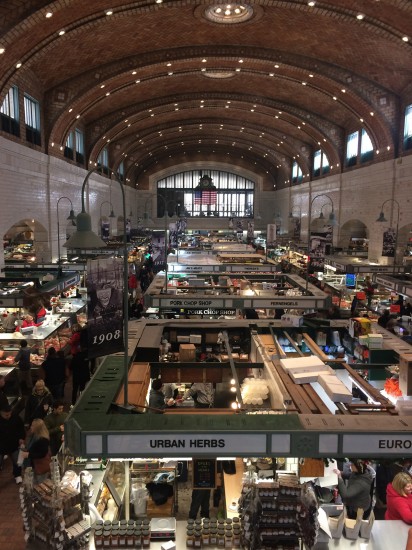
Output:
left=88, top=519, right=410, bottom=549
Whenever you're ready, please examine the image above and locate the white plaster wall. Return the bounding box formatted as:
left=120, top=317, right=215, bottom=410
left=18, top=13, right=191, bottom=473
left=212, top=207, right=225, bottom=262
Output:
left=0, top=136, right=411, bottom=268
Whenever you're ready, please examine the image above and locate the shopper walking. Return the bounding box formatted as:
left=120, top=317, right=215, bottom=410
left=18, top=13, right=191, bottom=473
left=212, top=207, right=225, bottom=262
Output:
left=385, top=472, right=412, bottom=523
left=69, top=344, right=90, bottom=405
left=24, top=379, right=53, bottom=426
left=0, top=403, right=26, bottom=483
left=13, top=339, right=33, bottom=394
left=41, top=346, right=66, bottom=399
left=334, top=459, right=374, bottom=519
left=21, top=418, right=51, bottom=483
left=44, top=400, right=67, bottom=455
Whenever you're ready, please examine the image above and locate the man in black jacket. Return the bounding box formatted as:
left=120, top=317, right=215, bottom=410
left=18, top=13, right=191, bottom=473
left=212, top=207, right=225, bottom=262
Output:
left=0, top=403, right=26, bottom=483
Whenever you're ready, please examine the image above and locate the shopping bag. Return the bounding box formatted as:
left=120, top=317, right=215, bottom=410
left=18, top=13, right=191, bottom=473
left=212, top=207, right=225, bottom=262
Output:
left=344, top=507, right=364, bottom=540
left=360, top=510, right=375, bottom=539
left=328, top=506, right=346, bottom=539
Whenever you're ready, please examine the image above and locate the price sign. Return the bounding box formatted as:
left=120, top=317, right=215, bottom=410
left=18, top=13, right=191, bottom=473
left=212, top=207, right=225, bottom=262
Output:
left=192, top=459, right=216, bottom=489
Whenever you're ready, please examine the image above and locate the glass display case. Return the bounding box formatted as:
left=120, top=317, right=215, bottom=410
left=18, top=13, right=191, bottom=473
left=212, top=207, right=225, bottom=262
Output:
left=95, top=461, right=127, bottom=521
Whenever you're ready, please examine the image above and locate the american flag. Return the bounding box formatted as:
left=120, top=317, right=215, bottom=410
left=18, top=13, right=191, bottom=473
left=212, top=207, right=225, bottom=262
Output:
left=194, top=189, right=202, bottom=205
left=194, top=188, right=217, bottom=205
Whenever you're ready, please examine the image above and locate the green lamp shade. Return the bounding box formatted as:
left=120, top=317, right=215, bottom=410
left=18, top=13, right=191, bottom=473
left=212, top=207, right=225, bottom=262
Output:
left=63, top=211, right=107, bottom=249
left=376, top=211, right=387, bottom=222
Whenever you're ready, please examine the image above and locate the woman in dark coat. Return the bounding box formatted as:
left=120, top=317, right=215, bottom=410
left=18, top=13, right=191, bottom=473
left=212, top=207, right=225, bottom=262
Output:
left=41, top=347, right=66, bottom=399
left=24, top=379, right=53, bottom=426
left=69, top=345, right=90, bottom=405
left=334, top=459, right=374, bottom=519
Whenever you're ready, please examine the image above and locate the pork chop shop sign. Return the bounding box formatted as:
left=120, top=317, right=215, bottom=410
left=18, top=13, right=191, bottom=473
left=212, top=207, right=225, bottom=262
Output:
left=343, top=434, right=412, bottom=455
left=107, top=433, right=267, bottom=455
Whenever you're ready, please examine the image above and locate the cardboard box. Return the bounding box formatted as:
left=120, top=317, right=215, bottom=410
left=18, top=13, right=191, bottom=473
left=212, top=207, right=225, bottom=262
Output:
left=179, top=343, right=196, bottom=362
left=190, top=334, right=202, bottom=344
left=280, top=356, right=327, bottom=374
left=318, top=374, right=352, bottom=403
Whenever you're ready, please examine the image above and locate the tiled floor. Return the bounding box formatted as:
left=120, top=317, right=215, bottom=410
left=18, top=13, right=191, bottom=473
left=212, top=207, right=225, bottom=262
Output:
left=0, top=458, right=27, bottom=550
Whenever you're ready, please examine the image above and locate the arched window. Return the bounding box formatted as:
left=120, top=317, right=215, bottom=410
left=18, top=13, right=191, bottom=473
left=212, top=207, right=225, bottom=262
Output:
left=0, top=86, right=19, bottom=136
left=404, top=104, right=412, bottom=150
left=313, top=149, right=330, bottom=177
left=291, top=161, right=303, bottom=184
left=157, top=170, right=255, bottom=218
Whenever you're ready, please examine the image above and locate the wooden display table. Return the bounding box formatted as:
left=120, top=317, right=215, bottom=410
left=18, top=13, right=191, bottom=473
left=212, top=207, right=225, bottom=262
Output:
left=115, top=362, right=150, bottom=407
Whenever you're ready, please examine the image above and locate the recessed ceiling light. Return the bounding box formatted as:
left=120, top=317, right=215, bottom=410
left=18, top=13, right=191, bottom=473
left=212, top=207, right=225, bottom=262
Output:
left=16, top=61, right=22, bottom=68
left=100, top=84, right=105, bottom=88
left=356, top=13, right=365, bottom=20
left=106, top=10, right=113, bottom=16
left=0, top=46, right=5, bottom=54
left=402, top=36, right=409, bottom=42
left=238, top=59, right=243, bottom=63
left=58, top=30, right=65, bottom=36
left=68, top=108, right=73, bottom=112
left=76, top=114, right=80, bottom=119
left=156, top=0, right=163, bottom=3
left=308, top=1, right=315, bottom=6
left=45, top=11, right=53, bottom=18
left=106, top=92, right=110, bottom=96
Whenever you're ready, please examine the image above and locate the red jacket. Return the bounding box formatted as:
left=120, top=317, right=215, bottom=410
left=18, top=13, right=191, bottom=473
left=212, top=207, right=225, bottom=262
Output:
left=385, top=483, right=412, bottom=523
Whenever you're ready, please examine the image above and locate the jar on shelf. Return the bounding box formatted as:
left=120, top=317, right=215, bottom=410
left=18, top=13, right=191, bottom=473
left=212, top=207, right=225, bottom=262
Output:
left=232, top=527, right=241, bottom=548
left=142, top=527, right=151, bottom=548
left=194, top=529, right=202, bottom=548
left=225, top=531, right=233, bottom=548
left=102, top=529, right=111, bottom=547
left=202, top=527, right=210, bottom=546
left=126, top=528, right=135, bottom=547
left=118, top=529, right=127, bottom=548
left=186, top=528, right=195, bottom=547
left=210, top=527, right=218, bottom=546
left=133, top=528, right=142, bottom=548
left=94, top=529, right=103, bottom=547
left=111, top=527, right=120, bottom=547
left=217, top=527, right=225, bottom=547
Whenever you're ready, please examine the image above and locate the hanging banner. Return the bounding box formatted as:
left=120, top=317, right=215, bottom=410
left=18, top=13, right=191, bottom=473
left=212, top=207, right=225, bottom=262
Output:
left=169, top=222, right=178, bottom=247
left=100, top=218, right=110, bottom=240
left=267, top=224, right=277, bottom=247
left=87, top=258, right=124, bottom=359
left=152, top=231, right=166, bottom=271
left=309, top=225, right=333, bottom=270
left=382, top=227, right=396, bottom=257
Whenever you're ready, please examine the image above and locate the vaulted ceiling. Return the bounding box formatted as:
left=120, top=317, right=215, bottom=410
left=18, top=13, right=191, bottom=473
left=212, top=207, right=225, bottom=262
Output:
left=0, top=1, right=411, bottom=187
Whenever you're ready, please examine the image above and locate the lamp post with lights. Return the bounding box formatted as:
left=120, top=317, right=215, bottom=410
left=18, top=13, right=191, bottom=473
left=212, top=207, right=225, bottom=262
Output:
left=56, top=196, right=76, bottom=265
left=306, top=194, right=338, bottom=292
left=376, top=198, right=401, bottom=264
left=63, top=168, right=129, bottom=406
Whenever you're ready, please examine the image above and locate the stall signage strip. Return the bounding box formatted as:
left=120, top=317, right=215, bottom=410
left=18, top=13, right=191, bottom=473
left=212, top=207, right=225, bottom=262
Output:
left=342, top=434, right=412, bottom=455
left=155, top=298, right=231, bottom=308
left=106, top=433, right=267, bottom=455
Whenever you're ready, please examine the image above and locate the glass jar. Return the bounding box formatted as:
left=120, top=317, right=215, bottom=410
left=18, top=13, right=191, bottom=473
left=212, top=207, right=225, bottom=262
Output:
left=111, top=528, right=120, bottom=547
left=210, top=528, right=218, bottom=546
left=94, top=529, right=103, bottom=547
left=232, top=528, right=241, bottom=548
left=195, top=519, right=202, bottom=528
left=194, top=529, right=202, bottom=548
left=126, top=528, right=135, bottom=547
left=135, top=519, right=143, bottom=528
left=127, top=520, right=135, bottom=528
left=187, top=519, right=195, bottom=529
left=232, top=517, right=240, bottom=524
left=119, top=519, right=128, bottom=530
left=142, top=519, right=151, bottom=528
left=134, top=528, right=142, bottom=548
left=202, top=527, right=210, bottom=546
left=118, top=529, right=127, bottom=548
left=217, top=528, right=225, bottom=547
left=225, top=519, right=232, bottom=526
left=186, top=528, right=195, bottom=547
left=142, top=527, right=151, bottom=548
left=202, top=519, right=210, bottom=529
left=95, top=520, right=104, bottom=530
left=102, top=529, right=111, bottom=548
left=112, top=520, right=120, bottom=530
left=103, top=520, right=112, bottom=530
left=225, top=532, right=233, bottom=548
left=210, top=518, right=218, bottom=530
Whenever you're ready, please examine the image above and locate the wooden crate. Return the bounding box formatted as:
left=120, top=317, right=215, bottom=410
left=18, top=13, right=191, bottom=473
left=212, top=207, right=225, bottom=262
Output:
left=179, top=344, right=196, bottom=362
